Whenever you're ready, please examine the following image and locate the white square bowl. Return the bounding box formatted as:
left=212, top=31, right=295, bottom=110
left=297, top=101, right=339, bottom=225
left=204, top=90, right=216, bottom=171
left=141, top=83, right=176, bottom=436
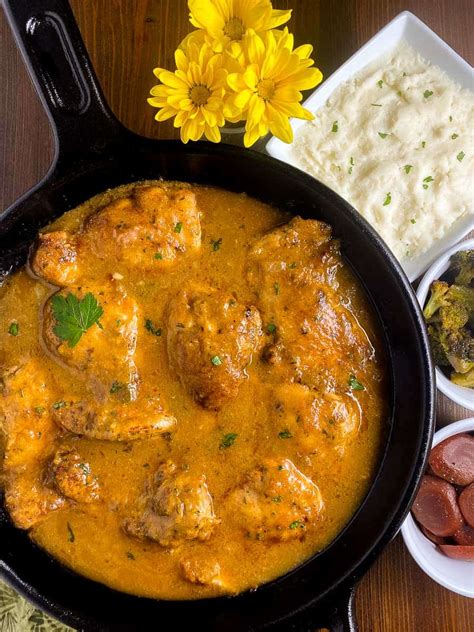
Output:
left=265, top=11, right=474, bottom=282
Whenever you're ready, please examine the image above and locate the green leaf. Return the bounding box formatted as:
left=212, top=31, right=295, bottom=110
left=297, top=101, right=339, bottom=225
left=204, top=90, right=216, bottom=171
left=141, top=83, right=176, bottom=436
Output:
left=154, top=252, right=163, bottom=260
left=266, top=323, right=277, bottom=334
left=145, top=318, right=161, bottom=337
left=51, top=292, right=103, bottom=348
left=383, top=192, right=392, bottom=206
left=423, top=90, right=433, bottom=98
left=278, top=429, right=293, bottom=439
left=376, top=80, right=383, bottom=88
left=348, top=374, right=365, bottom=391
left=457, top=151, right=465, bottom=162
left=331, top=120, right=338, bottom=133
left=289, top=520, right=305, bottom=529
left=220, top=432, right=238, bottom=449
left=378, top=132, right=388, bottom=139
left=174, top=221, right=183, bottom=233
left=8, top=322, right=19, bottom=336
left=451, top=133, right=458, bottom=140
left=404, top=164, right=413, bottom=174
left=211, top=238, right=222, bottom=251
left=211, top=355, right=222, bottom=366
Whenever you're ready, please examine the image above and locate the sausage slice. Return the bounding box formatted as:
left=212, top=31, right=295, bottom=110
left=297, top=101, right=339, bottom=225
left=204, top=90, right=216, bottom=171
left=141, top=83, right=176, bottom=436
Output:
left=429, top=434, right=474, bottom=486
left=459, top=483, right=474, bottom=528
left=412, top=475, right=463, bottom=536
left=438, top=545, right=474, bottom=561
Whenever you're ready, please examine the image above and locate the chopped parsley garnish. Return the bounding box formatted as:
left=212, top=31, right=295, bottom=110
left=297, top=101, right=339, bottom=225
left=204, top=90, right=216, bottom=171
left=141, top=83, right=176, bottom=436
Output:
left=272, top=496, right=283, bottom=503
left=278, top=429, right=293, bottom=439
left=422, top=176, right=434, bottom=190
left=331, top=121, right=338, bottom=133
left=423, top=90, right=433, bottom=99
left=8, top=322, right=19, bottom=336
left=348, top=375, right=365, bottom=391
left=126, top=551, right=136, bottom=560
left=52, top=400, right=66, bottom=410
left=110, top=381, right=124, bottom=394
left=220, top=432, right=238, bottom=449
left=457, top=151, right=465, bottom=162
left=383, top=192, right=392, bottom=206
left=376, top=80, right=383, bottom=88
left=274, top=282, right=280, bottom=295
left=289, top=520, right=305, bottom=530
left=67, top=522, right=75, bottom=543
left=371, top=103, right=382, bottom=107
left=348, top=156, right=354, bottom=174
left=266, top=323, right=277, bottom=334
left=404, top=164, right=413, bottom=174
left=288, top=262, right=297, bottom=269
left=154, top=252, right=163, bottom=260
left=211, top=238, right=222, bottom=251
left=51, top=292, right=103, bottom=348
left=145, top=318, right=161, bottom=337
left=449, top=115, right=453, bottom=122
left=211, top=355, right=222, bottom=366
left=421, top=141, right=426, bottom=148
left=378, top=132, right=388, bottom=139
left=451, top=133, right=458, bottom=140
left=410, top=218, right=416, bottom=224
left=174, top=221, right=183, bottom=233
left=34, top=406, right=45, bottom=415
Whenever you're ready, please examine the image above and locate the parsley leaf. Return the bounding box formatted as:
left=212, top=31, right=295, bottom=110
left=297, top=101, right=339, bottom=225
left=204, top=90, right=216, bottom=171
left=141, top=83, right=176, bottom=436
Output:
left=348, top=374, right=365, bottom=391
left=383, top=192, right=392, bottom=206
left=451, top=133, right=458, bottom=140
left=174, top=222, right=183, bottom=233
left=211, top=355, right=222, bottom=366
left=404, top=164, right=413, bottom=174
left=266, top=323, right=277, bottom=334
left=278, top=429, right=293, bottom=439
left=52, top=292, right=103, bottom=348
left=154, top=252, right=163, bottom=260
left=457, top=151, right=465, bottom=162
left=220, top=432, right=238, bottom=449
left=145, top=318, right=161, bottom=337
left=8, top=322, right=19, bottom=336
left=211, top=238, right=222, bottom=251
left=423, top=90, right=433, bottom=99
left=331, top=121, right=338, bottom=133
left=289, top=520, right=305, bottom=530
left=376, top=80, right=383, bottom=88
left=378, top=132, right=388, bottom=139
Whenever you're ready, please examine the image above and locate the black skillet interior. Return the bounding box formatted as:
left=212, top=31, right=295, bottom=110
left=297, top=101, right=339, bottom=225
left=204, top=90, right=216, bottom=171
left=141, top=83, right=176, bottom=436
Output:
left=0, top=1, right=435, bottom=630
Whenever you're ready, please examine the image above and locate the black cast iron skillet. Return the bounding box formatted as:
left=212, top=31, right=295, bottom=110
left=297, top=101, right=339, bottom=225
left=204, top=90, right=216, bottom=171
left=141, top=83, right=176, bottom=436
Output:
left=0, top=1, right=435, bottom=630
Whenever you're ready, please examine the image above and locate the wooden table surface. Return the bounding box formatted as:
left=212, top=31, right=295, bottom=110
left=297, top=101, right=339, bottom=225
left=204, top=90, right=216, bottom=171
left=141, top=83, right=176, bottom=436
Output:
left=1, top=1, right=473, bottom=630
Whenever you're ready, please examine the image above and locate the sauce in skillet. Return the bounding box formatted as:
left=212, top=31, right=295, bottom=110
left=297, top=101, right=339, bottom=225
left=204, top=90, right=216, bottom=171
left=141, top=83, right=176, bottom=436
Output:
left=0, top=181, right=387, bottom=599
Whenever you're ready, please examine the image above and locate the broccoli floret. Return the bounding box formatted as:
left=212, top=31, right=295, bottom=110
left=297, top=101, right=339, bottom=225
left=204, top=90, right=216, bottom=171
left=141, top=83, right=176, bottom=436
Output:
left=438, top=285, right=474, bottom=330
left=450, top=250, right=474, bottom=287
left=423, top=281, right=450, bottom=320
left=451, top=367, right=474, bottom=388
left=440, top=327, right=474, bottom=374
left=427, top=325, right=450, bottom=366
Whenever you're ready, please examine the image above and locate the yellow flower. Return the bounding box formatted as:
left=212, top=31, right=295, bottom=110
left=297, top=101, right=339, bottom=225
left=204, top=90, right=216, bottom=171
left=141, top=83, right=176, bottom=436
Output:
left=226, top=29, right=322, bottom=147
left=148, top=42, right=228, bottom=143
left=188, top=0, right=291, bottom=49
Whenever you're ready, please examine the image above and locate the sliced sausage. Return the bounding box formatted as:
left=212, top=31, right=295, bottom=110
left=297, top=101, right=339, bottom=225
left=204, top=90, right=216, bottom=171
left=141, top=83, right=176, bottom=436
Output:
left=420, top=525, right=445, bottom=545
left=438, top=545, right=474, bottom=561
left=412, top=475, right=463, bottom=536
left=459, top=483, right=474, bottom=528
left=453, top=523, right=474, bottom=546
left=429, top=434, right=474, bottom=486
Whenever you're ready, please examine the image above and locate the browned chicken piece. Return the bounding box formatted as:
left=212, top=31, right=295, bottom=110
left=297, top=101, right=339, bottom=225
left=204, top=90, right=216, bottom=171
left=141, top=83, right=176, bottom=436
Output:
left=226, top=458, right=324, bottom=541
left=247, top=217, right=376, bottom=392
left=179, top=556, right=225, bottom=588
left=30, top=231, right=79, bottom=286
left=1, top=361, right=66, bottom=528
left=123, top=461, right=219, bottom=547
left=53, top=396, right=176, bottom=441
left=166, top=288, right=263, bottom=409
left=51, top=447, right=100, bottom=503
left=43, top=284, right=139, bottom=402
left=272, top=383, right=362, bottom=457
left=29, top=185, right=202, bottom=286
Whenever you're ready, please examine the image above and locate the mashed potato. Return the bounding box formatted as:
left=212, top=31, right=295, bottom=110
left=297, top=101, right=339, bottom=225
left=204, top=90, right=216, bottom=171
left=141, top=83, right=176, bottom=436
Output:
left=291, top=41, right=474, bottom=262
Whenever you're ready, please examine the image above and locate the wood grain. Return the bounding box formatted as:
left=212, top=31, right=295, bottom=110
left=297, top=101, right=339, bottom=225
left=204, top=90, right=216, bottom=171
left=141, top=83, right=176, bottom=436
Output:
left=1, top=1, right=473, bottom=630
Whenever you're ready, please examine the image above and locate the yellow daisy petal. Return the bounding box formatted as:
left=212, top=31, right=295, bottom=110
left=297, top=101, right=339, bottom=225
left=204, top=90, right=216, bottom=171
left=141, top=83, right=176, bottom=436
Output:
left=204, top=123, right=221, bottom=143
left=154, top=106, right=177, bottom=122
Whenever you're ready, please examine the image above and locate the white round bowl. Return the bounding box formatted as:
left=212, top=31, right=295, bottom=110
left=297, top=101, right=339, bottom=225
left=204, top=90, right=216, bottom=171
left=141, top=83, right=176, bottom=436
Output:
left=416, top=239, right=474, bottom=411
left=401, top=418, right=474, bottom=598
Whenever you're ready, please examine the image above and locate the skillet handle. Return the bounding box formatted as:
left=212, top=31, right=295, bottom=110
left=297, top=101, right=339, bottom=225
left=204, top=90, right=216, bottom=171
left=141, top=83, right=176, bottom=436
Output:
left=2, top=0, right=126, bottom=172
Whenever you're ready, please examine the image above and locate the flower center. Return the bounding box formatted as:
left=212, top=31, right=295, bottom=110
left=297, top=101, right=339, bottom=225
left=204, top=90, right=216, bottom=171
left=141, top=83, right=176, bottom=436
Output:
left=190, top=85, right=211, bottom=106
left=223, top=17, right=246, bottom=40
left=257, top=79, right=275, bottom=101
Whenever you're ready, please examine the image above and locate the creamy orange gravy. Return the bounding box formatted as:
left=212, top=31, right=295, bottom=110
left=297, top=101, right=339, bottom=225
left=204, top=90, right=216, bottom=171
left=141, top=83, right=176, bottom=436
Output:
left=0, top=181, right=387, bottom=599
